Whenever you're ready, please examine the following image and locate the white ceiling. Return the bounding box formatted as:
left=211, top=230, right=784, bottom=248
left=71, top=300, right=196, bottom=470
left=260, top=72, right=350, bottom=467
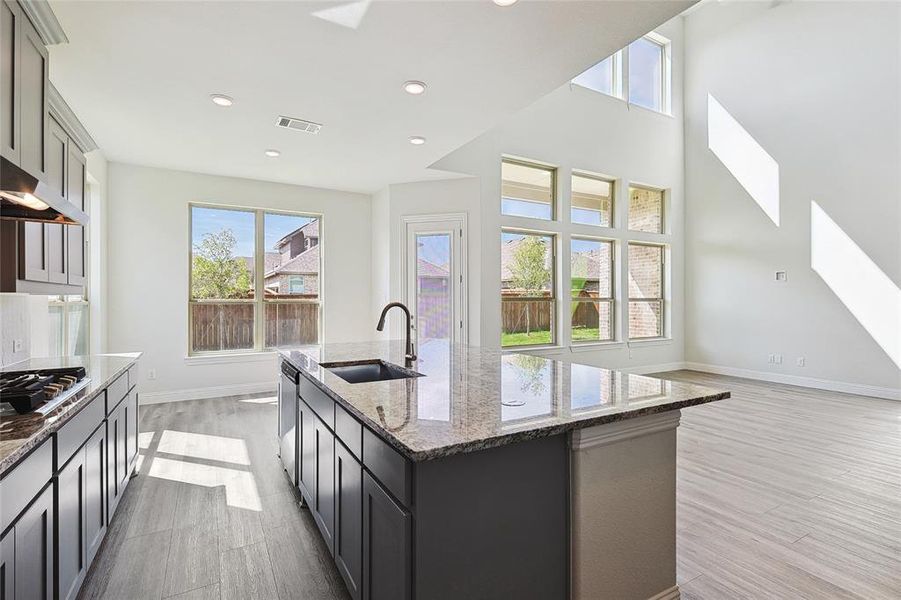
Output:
left=49, top=0, right=692, bottom=194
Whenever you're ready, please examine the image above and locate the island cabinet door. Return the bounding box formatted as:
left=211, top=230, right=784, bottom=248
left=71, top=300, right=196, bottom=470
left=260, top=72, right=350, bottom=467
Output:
left=312, top=416, right=335, bottom=554
left=84, top=424, right=106, bottom=566
left=57, top=446, right=87, bottom=600
left=124, top=391, right=138, bottom=470
left=334, top=441, right=362, bottom=600
left=14, top=484, right=54, bottom=600
left=362, top=472, right=411, bottom=600
left=298, top=400, right=316, bottom=504
left=106, top=402, right=127, bottom=520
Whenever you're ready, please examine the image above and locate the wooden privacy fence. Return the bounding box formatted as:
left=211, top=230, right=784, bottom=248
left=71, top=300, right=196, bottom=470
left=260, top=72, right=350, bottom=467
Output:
left=190, top=301, right=319, bottom=352
left=501, top=292, right=602, bottom=334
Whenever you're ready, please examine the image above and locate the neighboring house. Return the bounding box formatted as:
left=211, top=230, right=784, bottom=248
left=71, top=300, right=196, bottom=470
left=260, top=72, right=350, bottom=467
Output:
left=416, top=258, right=451, bottom=339
left=500, top=236, right=608, bottom=296
left=239, top=220, right=322, bottom=297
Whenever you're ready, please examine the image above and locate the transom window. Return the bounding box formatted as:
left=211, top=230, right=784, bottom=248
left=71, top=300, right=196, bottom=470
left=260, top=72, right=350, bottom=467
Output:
left=628, top=185, right=664, bottom=234
left=501, top=159, right=556, bottom=220
left=189, top=204, right=321, bottom=354
left=572, top=172, right=614, bottom=227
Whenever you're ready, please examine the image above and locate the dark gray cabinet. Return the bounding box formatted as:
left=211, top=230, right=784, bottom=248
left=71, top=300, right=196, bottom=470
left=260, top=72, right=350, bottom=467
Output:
left=362, top=471, right=411, bottom=600
left=84, top=424, right=106, bottom=566
left=312, top=415, right=335, bottom=553
left=0, top=0, right=19, bottom=163
left=106, top=399, right=128, bottom=520
left=17, top=9, right=47, bottom=181
left=65, top=145, right=86, bottom=287
left=13, top=484, right=54, bottom=600
left=57, top=446, right=86, bottom=600
left=18, top=221, right=49, bottom=282
left=334, top=441, right=362, bottom=600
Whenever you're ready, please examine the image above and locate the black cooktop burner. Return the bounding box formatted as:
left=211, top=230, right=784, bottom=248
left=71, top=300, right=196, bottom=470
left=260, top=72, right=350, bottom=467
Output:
left=0, top=367, right=88, bottom=414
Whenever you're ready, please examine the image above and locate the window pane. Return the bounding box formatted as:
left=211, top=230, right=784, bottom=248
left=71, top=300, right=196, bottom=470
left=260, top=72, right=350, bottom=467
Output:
left=501, top=160, right=554, bottom=220
left=501, top=231, right=555, bottom=346
left=571, top=238, right=612, bottom=298
left=263, top=213, right=319, bottom=299
left=66, top=302, right=89, bottom=356
left=572, top=54, right=614, bottom=96
left=265, top=302, right=320, bottom=348
left=415, top=233, right=452, bottom=343
left=629, top=243, right=664, bottom=339
left=571, top=300, right=613, bottom=342
left=48, top=302, right=64, bottom=356
left=190, top=302, right=255, bottom=352
left=628, top=186, right=664, bottom=233
left=501, top=300, right=555, bottom=347
left=571, top=174, right=613, bottom=227
left=628, top=37, right=663, bottom=112
left=191, top=206, right=255, bottom=300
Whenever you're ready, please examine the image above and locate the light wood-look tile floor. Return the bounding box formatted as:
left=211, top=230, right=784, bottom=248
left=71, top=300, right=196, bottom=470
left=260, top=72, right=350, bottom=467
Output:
left=77, top=372, right=900, bottom=600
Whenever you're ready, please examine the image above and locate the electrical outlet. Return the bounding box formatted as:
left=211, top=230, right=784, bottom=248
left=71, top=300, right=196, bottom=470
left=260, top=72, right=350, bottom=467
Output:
left=774, top=354, right=783, bottom=365
left=147, top=369, right=157, bottom=380
left=775, top=271, right=787, bottom=282
left=797, top=357, right=805, bottom=367
left=768, top=354, right=775, bottom=364
left=13, top=339, right=22, bottom=352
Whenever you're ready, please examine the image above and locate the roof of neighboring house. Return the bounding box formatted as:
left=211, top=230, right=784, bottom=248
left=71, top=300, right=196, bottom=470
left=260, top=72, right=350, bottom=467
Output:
left=265, top=244, right=319, bottom=278
left=274, top=219, right=319, bottom=249
left=417, top=258, right=449, bottom=278
left=237, top=252, right=280, bottom=274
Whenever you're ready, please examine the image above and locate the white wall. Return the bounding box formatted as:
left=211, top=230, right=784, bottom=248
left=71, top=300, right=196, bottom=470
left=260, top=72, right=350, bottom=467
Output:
left=86, top=150, right=109, bottom=354
left=372, top=177, right=482, bottom=345
left=431, top=17, right=686, bottom=371
left=106, top=163, right=373, bottom=399
left=683, top=1, right=901, bottom=394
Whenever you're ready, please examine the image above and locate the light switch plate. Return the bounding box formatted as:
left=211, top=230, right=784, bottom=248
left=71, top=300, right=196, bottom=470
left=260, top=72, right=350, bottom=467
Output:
left=13, top=339, right=22, bottom=352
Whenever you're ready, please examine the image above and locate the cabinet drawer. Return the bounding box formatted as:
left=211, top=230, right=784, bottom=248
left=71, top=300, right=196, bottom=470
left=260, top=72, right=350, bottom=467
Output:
left=299, top=375, right=334, bottom=430
left=335, top=403, right=362, bottom=461
left=56, top=391, right=105, bottom=470
left=105, top=372, right=128, bottom=415
left=363, top=428, right=411, bottom=507
left=0, top=439, right=52, bottom=532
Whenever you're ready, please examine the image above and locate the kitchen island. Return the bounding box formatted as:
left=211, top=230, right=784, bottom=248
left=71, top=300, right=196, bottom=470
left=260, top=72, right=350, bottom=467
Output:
left=278, top=341, right=729, bottom=600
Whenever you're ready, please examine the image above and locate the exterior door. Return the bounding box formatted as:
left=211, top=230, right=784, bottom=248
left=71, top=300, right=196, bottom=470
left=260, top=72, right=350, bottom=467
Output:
left=404, top=217, right=465, bottom=349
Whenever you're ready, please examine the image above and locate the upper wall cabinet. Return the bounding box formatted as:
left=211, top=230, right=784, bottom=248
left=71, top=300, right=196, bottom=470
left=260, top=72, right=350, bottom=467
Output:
left=0, top=0, right=48, bottom=178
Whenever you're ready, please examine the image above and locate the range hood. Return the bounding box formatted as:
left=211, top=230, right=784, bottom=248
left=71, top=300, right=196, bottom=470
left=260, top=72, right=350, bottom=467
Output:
left=0, top=156, right=89, bottom=225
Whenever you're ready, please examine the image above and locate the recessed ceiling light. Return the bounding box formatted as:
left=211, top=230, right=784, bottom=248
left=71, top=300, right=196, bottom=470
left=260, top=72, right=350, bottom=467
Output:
left=210, top=94, right=234, bottom=107
left=264, top=149, right=281, bottom=157
left=403, top=80, right=427, bottom=95
left=493, top=0, right=518, bottom=6
left=409, top=136, right=426, bottom=145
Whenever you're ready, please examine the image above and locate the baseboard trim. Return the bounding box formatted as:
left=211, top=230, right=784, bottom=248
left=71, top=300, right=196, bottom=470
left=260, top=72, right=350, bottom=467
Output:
left=140, top=382, right=277, bottom=405
left=647, top=585, right=680, bottom=600
left=683, top=362, right=900, bottom=401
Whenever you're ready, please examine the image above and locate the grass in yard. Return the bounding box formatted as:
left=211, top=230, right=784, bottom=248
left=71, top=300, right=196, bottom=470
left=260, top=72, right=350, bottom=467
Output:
left=571, top=326, right=604, bottom=342
left=501, top=329, right=553, bottom=347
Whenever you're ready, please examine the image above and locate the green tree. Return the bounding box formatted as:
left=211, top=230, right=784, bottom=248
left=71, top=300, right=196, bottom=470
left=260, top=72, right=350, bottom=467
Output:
left=191, top=229, right=252, bottom=299
left=510, top=236, right=550, bottom=335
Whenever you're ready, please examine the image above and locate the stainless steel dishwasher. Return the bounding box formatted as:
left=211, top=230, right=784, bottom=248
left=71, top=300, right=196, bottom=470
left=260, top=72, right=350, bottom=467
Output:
left=278, top=360, right=299, bottom=485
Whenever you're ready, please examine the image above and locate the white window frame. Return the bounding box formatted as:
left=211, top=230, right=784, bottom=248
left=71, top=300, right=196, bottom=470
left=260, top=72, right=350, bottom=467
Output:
left=48, top=295, right=90, bottom=357
left=627, top=241, right=667, bottom=341
left=570, top=236, right=616, bottom=344
left=187, top=203, right=323, bottom=356
left=500, top=228, right=558, bottom=349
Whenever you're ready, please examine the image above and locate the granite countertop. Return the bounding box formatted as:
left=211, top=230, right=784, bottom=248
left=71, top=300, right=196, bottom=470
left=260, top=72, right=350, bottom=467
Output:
left=280, top=341, right=729, bottom=461
left=0, top=352, right=142, bottom=476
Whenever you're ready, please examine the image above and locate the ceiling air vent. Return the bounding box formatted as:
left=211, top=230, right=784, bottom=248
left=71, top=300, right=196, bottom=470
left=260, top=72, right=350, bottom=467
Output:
left=275, top=115, right=322, bottom=135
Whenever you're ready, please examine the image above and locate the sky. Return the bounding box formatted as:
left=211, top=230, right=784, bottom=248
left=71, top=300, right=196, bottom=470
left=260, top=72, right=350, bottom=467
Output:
left=416, top=234, right=450, bottom=268
left=191, top=207, right=314, bottom=257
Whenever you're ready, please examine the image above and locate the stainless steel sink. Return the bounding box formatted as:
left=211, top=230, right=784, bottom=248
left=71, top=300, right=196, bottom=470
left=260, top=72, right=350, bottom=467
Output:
left=320, top=360, right=423, bottom=384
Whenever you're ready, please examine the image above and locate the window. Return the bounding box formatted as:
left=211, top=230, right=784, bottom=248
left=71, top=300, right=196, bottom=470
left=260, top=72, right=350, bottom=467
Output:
left=628, top=185, right=664, bottom=233
left=628, top=243, right=664, bottom=339
left=570, top=34, right=671, bottom=115
left=189, top=205, right=321, bottom=354
left=48, top=295, right=89, bottom=356
left=501, top=231, right=555, bottom=347
left=628, top=36, right=667, bottom=113
left=572, top=52, right=621, bottom=97
left=501, top=159, right=555, bottom=220
left=572, top=172, right=614, bottom=227
left=571, top=238, right=614, bottom=343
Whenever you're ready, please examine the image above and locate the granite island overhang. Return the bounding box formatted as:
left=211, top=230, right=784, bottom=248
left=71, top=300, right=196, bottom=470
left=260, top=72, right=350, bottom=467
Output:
left=277, top=341, right=730, bottom=600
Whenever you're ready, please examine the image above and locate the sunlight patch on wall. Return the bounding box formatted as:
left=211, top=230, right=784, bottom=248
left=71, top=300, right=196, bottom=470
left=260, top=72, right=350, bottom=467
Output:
left=148, top=456, right=262, bottom=512
left=312, top=0, right=372, bottom=30
left=811, top=201, right=901, bottom=369
left=707, top=94, right=780, bottom=226
left=157, top=430, right=251, bottom=466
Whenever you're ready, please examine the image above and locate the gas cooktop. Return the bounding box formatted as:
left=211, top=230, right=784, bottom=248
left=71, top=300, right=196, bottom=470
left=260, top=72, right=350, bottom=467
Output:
left=0, top=367, right=90, bottom=415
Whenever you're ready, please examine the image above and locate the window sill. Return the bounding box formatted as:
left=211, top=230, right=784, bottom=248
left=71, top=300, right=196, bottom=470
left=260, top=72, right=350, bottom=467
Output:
left=185, top=351, right=278, bottom=366
left=627, top=337, right=673, bottom=348
left=569, top=341, right=625, bottom=353
left=502, top=345, right=565, bottom=354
